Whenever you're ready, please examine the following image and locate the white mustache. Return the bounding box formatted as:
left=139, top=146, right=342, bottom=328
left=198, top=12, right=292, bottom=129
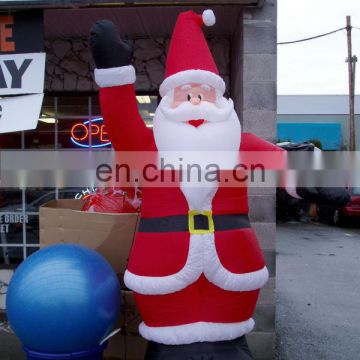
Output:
left=159, top=97, right=234, bottom=124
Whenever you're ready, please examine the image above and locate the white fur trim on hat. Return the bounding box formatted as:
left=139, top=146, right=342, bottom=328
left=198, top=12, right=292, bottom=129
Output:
left=139, top=319, right=255, bottom=345
left=159, top=69, right=226, bottom=97
left=94, top=65, right=136, bottom=88
left=203, top=9, right=216, bottom=27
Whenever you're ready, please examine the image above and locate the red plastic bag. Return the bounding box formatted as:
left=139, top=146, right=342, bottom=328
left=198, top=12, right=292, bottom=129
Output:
left=82, top=187, right=141, bottom=213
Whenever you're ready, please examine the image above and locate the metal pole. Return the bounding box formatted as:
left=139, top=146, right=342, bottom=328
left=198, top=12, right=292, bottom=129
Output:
left=346, top=16, right=356, bottom=151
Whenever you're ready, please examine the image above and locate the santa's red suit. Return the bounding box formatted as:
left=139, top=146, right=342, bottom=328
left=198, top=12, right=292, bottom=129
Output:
left=94, top=10, right=283, bottom=346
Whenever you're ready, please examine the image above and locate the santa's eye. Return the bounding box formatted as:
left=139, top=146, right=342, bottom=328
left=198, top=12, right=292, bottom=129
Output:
left=187, top=93, right=192, bottom=101
left=198, top=94, right=203, bottom=101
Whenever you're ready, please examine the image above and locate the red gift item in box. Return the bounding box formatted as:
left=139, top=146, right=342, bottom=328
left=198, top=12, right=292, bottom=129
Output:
left=82, top=187, right=141, bottom=213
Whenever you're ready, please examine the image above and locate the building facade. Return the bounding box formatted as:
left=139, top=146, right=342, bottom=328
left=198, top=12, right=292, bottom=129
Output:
left=278, top=95, right=360, bottom=150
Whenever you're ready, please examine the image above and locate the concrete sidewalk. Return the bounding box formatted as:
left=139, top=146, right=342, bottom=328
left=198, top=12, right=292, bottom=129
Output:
left=2, top=221, right=360, bottom=359
left=0, top=317, right=23, bottom=360
left=276, top=222, right=360, bottom=360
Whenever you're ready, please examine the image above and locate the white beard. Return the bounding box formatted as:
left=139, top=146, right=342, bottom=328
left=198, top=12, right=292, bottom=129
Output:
left=152, top=94, right=242, bottom=211
left=153, top=95, right=241, bottom=152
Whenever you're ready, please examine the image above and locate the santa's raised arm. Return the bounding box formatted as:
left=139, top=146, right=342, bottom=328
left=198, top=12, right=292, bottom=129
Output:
left=90, top=20, right=155, bottom=152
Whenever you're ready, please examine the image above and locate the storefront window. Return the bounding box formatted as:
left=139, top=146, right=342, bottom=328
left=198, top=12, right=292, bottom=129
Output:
left=26, top=247, right=40, bottom=258
left=26, top=215, right=40, bottom=245
left=0, top=190, right=23, bottom=209
left=0, top=247, right=24, bottom=266
left=0, top=132, right=22, bottom=149
left=137, top=95, right=158, bottom=127
left=58, top=118, right=91, bottom=149
left=0, top=215, right=24, bottom=245
left=58, top=95, right=90, bottom=118
left=0, top=94, right=158, bottom=265
left=25, top=121, right=56, bottom=149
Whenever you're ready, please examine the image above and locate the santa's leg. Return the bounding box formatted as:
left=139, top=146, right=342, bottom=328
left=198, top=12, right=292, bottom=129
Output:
left=145, top=336, right=254, bottom=360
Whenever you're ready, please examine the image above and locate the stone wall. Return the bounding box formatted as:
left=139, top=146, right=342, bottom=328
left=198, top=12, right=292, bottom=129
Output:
left=44, top=37, right=230, bottom=94
left=234, top=1, right=278, bottom=359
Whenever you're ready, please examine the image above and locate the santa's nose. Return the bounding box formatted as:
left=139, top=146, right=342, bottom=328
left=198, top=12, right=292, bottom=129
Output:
left=190, top=97, right=201, bottom=105
left=190, top=96, right=201, bottom=105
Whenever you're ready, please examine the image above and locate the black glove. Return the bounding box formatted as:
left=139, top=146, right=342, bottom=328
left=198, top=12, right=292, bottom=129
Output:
left=89, top=20, right=134, bottom=69
left=296, top=187, right=350, bottom=207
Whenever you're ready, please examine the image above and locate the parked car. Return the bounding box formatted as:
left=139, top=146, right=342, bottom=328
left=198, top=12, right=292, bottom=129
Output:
left=276, top=141, right=317, bottom=222
left=317, top=187, right=360, bottom=226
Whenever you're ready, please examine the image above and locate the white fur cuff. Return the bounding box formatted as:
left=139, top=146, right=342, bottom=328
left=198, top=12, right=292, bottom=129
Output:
left=94, top=65, right=136, bottom=88
left=139, top=319, right=255, bottom=345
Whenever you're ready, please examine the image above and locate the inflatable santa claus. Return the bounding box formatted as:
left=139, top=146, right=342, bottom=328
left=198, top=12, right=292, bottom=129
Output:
left=90, top=9, right=349, bottom=359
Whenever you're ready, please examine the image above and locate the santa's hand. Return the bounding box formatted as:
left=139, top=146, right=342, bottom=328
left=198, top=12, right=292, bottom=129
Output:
left=90, top=20, right=133, bottom=69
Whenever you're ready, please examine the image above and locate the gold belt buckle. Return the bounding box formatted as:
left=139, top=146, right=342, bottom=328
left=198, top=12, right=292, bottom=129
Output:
left=188, top=210, right=214, bottom=235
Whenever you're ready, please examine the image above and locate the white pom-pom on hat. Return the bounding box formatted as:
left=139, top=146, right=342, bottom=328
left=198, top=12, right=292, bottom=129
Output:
left=202, top=9, right=216, bottom=27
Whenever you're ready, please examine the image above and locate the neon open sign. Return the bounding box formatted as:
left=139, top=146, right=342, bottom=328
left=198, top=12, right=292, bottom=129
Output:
left=70, top=118, right=111, bottom=148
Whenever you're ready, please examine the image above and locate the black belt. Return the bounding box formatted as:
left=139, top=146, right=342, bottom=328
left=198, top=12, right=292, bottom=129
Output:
left=138, top=213, right=250, bottom=233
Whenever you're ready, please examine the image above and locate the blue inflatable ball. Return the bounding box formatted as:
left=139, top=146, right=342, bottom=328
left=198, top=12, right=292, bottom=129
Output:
left=6, top=244, right=120, bottom=353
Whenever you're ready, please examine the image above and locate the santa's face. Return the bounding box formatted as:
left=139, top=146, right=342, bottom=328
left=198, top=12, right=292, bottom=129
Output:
left=172, top=83, right=217, bottom=109
left=153, top=83, right=241, bottom=151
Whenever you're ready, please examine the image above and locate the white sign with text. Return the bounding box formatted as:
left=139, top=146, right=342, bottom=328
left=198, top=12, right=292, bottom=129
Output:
left=0, top=93, right=44, bottom=133
left=0, top=52, right=45, bottom=96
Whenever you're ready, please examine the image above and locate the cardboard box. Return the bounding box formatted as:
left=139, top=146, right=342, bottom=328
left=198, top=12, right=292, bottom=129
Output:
left=40, top=199, right=139, bottom=281
left=104, top=291, right=147, bottom=360
left=40, top=200, right=147, bottom=359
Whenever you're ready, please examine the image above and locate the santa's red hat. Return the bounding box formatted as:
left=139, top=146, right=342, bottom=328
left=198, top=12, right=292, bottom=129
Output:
left=159, top=9, right=225, bottom=97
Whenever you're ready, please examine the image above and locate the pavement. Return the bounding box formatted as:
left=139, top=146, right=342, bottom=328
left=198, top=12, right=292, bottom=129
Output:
left=1, top=221, right=360, bottom=359
left=276, top=221, right=360, bottom=360
left=0, top=317, right=23, bottom=360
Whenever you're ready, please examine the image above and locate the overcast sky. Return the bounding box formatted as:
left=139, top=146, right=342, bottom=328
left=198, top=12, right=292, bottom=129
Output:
left=278, top=0, right=360, bottom=95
